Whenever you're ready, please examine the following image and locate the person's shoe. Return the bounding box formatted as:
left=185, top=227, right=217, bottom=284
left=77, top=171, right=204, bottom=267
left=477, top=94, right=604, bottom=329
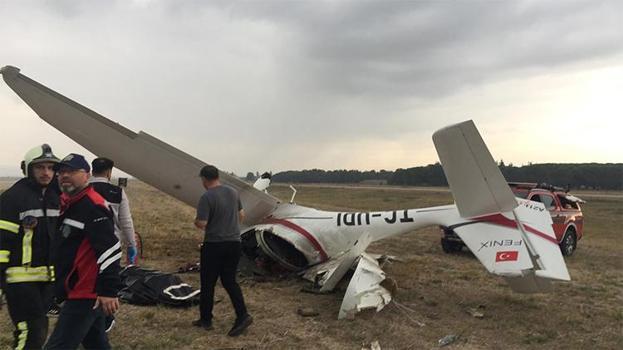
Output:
left=47, top=302, right=62, bottom=317
left=228, top=314, right=253, bottom=337
left=105, top=316, right=116, bottom=333
left=192, top=319, right=213, bottom=330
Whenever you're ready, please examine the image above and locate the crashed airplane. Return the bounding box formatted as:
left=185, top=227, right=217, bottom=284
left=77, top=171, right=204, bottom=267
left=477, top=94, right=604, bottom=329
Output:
left=1, top=65, right=571, bottom=319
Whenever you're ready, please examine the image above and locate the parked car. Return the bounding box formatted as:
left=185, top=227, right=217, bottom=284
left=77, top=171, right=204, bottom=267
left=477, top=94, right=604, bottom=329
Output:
left=440, top=182, right=586, bottom=256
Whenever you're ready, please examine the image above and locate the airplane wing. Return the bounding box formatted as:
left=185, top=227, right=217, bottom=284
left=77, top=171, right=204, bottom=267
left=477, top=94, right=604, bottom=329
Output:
left=1, top=65, right=279, bottom=226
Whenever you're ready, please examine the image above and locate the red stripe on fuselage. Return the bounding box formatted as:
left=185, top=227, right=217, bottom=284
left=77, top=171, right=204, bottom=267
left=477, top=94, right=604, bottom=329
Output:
left=473, top=214, right=558, bottom=244
left=262, top=218, right=329, bottom=261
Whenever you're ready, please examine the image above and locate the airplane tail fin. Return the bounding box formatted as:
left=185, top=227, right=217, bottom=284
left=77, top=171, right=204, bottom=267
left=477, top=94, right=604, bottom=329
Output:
left=432, top=120, right=517, bottom=218
left=433, top=120, right=570, bottom=293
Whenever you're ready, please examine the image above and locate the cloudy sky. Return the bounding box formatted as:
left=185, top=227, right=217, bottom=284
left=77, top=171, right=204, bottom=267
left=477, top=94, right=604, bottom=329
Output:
left=1, top=0, right=622, bottom=176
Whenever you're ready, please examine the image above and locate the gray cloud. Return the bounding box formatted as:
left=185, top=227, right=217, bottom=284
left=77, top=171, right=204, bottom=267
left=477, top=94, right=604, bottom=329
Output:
left=1, top=1, right=621, bottom=175
left=225, top=1, right=623, bottom=98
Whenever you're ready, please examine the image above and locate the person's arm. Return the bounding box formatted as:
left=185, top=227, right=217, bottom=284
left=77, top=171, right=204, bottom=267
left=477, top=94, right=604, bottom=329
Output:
left=237, top=197, right=245, bottom=224
left=0, top=191, right=20, bottom=296
left=93, top=295, right=119, bottom=316
left=86, top=207, right=122, bottom=315
left=119, top=189, right=138, bottom=264
left=194, top=219, right=207, bottom=230
left=195, top=193, right=209, bottom=231
left=118, top=190, right=136, bottom=247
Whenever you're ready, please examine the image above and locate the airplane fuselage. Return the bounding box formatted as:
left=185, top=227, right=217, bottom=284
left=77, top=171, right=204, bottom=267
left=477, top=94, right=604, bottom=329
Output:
left=245, top=202, right=462, bottom=270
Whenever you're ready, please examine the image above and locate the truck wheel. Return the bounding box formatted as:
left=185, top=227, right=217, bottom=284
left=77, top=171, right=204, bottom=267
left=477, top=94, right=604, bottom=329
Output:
left=441, top=238, right=453, bottom=253
left=441, top=238, right=461, bottom=253
left=559, top=230, right=577, bottom=256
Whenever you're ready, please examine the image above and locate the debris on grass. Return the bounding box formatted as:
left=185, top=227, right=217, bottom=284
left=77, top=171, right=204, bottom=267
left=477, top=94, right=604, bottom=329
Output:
left=466, top=307, right=485, bottom=318
left=297, top=307, right=319, bottom=317
left=362, top=340, right=381, bottom=350
left=177, top=262, right=200, bottom=273
left=391, top=301, right=426, bottom=327
left=438, top=334, right=459, bottom=347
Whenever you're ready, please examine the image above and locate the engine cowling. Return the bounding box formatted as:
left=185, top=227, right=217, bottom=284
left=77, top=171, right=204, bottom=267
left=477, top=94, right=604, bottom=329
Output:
left=241, top=221, right=326, bottom=271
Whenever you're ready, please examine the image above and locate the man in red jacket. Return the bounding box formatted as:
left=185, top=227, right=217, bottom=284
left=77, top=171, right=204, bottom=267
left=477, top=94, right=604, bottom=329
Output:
left=44, top=154, right=122, bottom=350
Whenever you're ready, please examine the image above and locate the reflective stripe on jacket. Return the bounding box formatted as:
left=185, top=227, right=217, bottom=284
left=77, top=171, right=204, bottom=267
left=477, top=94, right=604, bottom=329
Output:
left=5, top=265, right=55, bottom=283
left=0, top=178, right=60, bottom=287
left=55, top=185, right=123, bottom=300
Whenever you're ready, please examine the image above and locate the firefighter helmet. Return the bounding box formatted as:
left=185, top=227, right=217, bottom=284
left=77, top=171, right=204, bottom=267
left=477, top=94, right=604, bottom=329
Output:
left=21, top=144, right=60, bottom=177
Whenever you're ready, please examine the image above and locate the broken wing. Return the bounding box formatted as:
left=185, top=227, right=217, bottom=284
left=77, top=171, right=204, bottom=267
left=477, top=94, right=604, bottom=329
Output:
left=1, top=66, right=279, bottom=225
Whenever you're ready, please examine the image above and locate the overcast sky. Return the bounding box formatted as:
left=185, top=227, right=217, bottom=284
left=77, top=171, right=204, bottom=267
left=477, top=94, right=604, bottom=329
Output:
left=1, top=0, right=622, bottom=177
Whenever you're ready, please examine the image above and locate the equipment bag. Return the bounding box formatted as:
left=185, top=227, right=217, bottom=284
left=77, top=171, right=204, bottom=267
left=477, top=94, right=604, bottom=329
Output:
left=118, top=266, right=200, bottom=307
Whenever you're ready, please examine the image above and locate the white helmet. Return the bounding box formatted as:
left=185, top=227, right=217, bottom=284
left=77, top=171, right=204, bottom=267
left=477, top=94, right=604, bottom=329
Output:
left=21, top=144, right=60, bottom=177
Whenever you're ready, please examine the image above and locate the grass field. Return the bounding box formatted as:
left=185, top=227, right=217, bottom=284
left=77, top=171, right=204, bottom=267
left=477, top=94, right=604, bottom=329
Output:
left=1, top=181, right=622, bottom=349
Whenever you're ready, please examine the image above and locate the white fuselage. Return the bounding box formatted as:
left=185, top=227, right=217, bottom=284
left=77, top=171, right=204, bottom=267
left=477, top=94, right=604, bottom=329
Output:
left=252, top=202, right=463, bottom=266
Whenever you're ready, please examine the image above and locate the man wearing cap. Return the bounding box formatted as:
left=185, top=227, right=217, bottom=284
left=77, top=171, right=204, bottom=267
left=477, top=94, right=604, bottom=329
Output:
left=1, top=144, right=61, bottom=349
left=89, top=157, right=137, bottom=265
left=44, top=154, right=122, bottom=350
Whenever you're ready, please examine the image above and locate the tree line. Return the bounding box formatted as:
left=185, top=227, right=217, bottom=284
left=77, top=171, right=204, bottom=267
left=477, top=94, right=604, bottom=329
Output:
left=270, top=163, right=623, bottom=190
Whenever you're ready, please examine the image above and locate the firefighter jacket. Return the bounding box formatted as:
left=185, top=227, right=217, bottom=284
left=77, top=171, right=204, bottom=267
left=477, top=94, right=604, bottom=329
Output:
left=55, top=185, right=122, bottom=301
left=0, top=178, right=60, bottom=289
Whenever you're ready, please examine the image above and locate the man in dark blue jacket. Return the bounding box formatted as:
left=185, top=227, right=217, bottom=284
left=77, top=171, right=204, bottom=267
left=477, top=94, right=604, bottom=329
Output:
left=44, top=154, right=122, bottom=350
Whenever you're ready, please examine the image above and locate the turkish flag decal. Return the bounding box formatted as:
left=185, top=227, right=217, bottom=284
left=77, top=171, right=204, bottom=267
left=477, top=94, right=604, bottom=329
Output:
left=495, top=251, right=519, bottom=262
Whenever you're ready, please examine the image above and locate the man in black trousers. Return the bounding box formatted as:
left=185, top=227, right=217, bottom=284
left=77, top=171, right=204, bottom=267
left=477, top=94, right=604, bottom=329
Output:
left=193, top=165, right=252, bottom=337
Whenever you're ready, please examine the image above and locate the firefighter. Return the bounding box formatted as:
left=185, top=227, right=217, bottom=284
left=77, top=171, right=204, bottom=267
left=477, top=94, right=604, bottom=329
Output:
left=0, top=144, right=60, bottom=349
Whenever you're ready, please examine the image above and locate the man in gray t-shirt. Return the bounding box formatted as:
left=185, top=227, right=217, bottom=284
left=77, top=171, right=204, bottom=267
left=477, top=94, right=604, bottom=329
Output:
left=192, top=165, right=252, bottom=337
left=195, top=185, right=243, bottom=242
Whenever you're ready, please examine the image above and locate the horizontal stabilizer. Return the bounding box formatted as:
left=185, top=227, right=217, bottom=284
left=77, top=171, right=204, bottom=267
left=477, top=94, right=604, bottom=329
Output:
left=504, top=272, right=553, bottom=293
left=452, top=214, right=534, bottom=274
left=512, top=200, right=570, bottom=281
left=452, top=199, right=570, bottom=292
left=433, top=120, right=517, bottom=218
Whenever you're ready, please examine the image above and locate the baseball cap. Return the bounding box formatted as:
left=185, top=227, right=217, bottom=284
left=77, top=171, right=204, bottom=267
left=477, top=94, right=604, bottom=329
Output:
left=54, top=153, right=91, bottom=172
